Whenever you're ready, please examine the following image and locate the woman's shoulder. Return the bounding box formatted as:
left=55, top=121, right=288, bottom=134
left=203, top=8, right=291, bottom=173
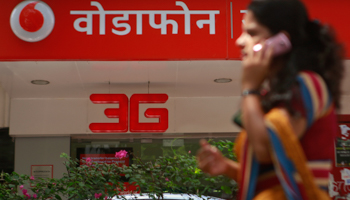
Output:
left=296, top=70, right=326, bottom=85
left=295, top=70, right=331, bottom=107
left=294, top=70, right=333, bottom=127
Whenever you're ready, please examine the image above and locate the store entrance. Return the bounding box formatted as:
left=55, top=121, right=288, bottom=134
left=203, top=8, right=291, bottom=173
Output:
left=0, top=128, right=14, bottom=174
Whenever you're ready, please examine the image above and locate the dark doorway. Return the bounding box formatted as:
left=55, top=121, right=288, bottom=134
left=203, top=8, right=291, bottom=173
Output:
left=0, top=128, right=14, bottom=174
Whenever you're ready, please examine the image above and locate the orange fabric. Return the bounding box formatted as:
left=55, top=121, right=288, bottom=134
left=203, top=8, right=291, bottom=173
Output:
left=234, top=131, right=246, bottom=163
left=234, top=108, right=331, bottom=200
left=234, top=131, right=246, bottom=184
left=253, top=185, right=330, bottom=200
left=266, top=108, right=330, bottom=200
left=253, top=185, right=287, bottom=200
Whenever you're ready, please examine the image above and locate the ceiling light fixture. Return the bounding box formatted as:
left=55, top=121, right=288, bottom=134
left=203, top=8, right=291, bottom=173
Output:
left=31, top=80, right=50, bottom=85
left=214, top=78, right=232, bottom=83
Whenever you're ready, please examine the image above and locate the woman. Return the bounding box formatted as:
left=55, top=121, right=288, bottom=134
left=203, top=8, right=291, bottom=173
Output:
left=196, top=0, right=344, bottom=199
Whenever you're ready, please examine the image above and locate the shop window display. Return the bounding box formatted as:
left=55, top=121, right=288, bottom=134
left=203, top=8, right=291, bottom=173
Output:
left=70, top=137, right=238, bottom=198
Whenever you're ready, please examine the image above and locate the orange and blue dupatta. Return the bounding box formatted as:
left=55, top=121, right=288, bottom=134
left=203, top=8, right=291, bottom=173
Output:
left=236, top=71, right=332, bottom=200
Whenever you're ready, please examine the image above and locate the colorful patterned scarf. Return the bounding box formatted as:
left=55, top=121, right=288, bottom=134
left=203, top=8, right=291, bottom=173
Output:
left=236, top=71, right=333, bottom=200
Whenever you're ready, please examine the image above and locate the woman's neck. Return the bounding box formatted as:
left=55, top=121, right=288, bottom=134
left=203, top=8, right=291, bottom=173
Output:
left=267, top=57, right=286, bottom=81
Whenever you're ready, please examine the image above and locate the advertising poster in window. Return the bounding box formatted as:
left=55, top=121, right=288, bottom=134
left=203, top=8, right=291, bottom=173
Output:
left=330, top=116, right=350, bottom=200
left=79, top=154, right=129, bottom=167
left=76, top=147, right=133, bottom=167
left=335, top=137, right=350, bottom=167
left=30, top=165, right=53, bottom=187
left=76, top=147, right=139, bottom=194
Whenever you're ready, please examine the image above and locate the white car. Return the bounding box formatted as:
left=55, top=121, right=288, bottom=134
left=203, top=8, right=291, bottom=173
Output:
left=111, top=193, right=225, bottom=200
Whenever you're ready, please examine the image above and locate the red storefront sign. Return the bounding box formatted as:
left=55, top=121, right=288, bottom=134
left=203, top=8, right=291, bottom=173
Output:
left=0, top=0, right=349, bottom=61
left=1, top=0, right=227, bottom=60
left=89, top=93, right=169, bottom=133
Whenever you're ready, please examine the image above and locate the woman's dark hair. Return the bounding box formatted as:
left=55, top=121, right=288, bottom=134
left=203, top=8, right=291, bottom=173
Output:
left=248, top=0, right=344, bottom=113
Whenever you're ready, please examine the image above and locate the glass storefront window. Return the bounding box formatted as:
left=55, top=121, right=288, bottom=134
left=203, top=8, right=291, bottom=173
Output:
left=71, top=133, right=237, bottom=164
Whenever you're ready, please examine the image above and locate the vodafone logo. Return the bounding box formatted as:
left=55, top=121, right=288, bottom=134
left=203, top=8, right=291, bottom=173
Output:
left=10, top=1, right=55, bottom=42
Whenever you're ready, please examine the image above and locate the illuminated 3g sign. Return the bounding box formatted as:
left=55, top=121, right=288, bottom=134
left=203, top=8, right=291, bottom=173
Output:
left=89, top=94, right=168, bottom=133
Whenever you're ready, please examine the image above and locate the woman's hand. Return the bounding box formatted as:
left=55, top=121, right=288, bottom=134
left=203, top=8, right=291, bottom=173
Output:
left=196, top=140, right=229, bottom=176
left=241, top=43, right=274, bottom=90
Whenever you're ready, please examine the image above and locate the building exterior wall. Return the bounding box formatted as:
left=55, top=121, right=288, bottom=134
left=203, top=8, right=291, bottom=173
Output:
left=14, top=137, right=70, bottom=179
left=9, top=96, right=242, bottom=136
left=14, top=137, right=69, bottom=199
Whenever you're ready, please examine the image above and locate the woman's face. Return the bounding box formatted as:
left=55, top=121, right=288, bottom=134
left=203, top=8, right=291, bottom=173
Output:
left=236, top=10, right=272, bottom=59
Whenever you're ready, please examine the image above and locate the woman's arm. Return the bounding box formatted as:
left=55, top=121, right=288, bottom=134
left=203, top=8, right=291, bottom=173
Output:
left=242, top=95, right=307, bottom=163
left=196, top=140, right=240, bottom=181
left=241, top=42, right=307, bottom=163
left=242, top=95, right=271, bottom=163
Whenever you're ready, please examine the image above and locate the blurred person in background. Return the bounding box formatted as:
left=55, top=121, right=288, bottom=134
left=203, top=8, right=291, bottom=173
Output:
left=197, top=0, right=344, bottom=199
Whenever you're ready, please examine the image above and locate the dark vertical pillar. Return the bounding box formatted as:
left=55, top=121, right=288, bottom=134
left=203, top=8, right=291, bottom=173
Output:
left=0, top=128, right=14, bottom=174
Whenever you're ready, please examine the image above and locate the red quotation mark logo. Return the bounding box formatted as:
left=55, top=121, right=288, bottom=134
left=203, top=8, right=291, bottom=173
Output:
left=10, top=1, right=55, bottom=42
left=89, top=94, right=168, bottom=133
left=20, top=2, right=44, bottom=32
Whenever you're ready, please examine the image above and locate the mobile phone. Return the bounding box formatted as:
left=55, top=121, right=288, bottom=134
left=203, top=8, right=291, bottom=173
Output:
left=253, top=32, right=292, bottom=56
